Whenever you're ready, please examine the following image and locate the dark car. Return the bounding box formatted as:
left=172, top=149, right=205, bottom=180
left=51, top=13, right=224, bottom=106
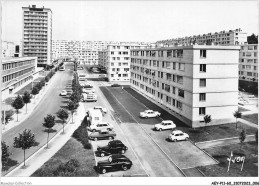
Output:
left=97, top=154, right=133, bottom=174
left=96, top=140, right=128, bottom=157
left=89, top=130, right=116, bottom=141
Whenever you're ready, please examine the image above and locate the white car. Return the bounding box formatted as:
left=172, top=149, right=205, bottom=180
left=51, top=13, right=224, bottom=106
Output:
left=83, top=88, right=95, bottom=94
left=154, top=120, right=176, bottom=131
left=60, top=90, right=67, bottom=96
left=94, top=106, right=108, bottom=114
left=89, top=122, right=113, bottom=132
left=168, top=130, right=189, bottom=142
left=140, top=110, right=161, bottom=118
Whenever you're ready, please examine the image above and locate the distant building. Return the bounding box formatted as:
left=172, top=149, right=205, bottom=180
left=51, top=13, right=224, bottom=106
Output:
left=2, top=41, right=15, bottom=57
left=239, top=44, right=258, bottom=82
left=130, top=45, right=240, bottom=128
left=156, top=28, right=247, bottom=46
left=99, top=42, right=149, bottom=82
left=1, top=57, right=38, bottom=100
left=22, top=5, right=52, bottom=67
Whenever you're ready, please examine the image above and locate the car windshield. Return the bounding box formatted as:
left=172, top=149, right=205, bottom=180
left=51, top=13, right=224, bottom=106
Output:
left=108, top=156, right=112, bottom=162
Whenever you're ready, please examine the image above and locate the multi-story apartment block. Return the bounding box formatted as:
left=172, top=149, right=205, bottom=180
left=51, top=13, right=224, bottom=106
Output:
left=239, top=44, right=258, bottom=82
left=1, top=57, right=37, bottom=100
left=2, top=41, right=15, bottom=57
left=99, top=43, right=150, bottom=82
left=130, top=45, right=240, bottom=128
left=156, top=29, right=247, bottom=46
left=22, top=5, right=52, bottom=67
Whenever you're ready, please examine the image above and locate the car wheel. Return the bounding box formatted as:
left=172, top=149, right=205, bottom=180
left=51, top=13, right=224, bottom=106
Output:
left=159, top=128, right=162, bottom=131
left=145, top=116, right=148, bottom=119
left=94, top=138, right=98, bottom=141
left=174, top=139, right=177, bottom=142
left=122, top=165, right=128, bottom=171
left=121, top=150, right=125, bottom=154
left=101, top=168, right=106, bottom=174
left=100, top=153, right=105, bottom=157
left=125, top=147, right=128, bottom=150
left=157, top=115, right=160, bottom=117
left=92, top=129, right=96, bottom=132
left=185, top=137, right=189, bottom=141
left=108, top=137, right=112, bottom=140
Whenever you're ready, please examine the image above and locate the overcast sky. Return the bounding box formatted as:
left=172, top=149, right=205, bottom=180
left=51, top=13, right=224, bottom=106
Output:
left=1, top=0, right=259, bottom=44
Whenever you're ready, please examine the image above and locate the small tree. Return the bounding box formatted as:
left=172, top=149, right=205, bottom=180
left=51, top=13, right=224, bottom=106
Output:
left=67, top=101, right=77, bottom=123
left=11, top=95, right=25, bottom=122
left=2, top=141, right=11, bottom=167
left=56, top=109, right=69, bottom=134
left=239, top=129, right=246, bottom=149
left=43, top=114, right=56, bottom=148
left=1, top=109, right=14, bottom=124
left=233, top=110, right=242, bottom=129
left=204, top=115, right=212, bottom=130
left=22, top=91, right=32, bottom=114
left=31, top=87, right=39, bottom=103
left=13, top=129, right=36, bottom=166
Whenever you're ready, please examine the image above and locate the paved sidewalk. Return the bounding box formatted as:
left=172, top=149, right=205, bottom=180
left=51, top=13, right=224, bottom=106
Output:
left=196, top=134, right=256, bottom=149
left=238, top=118, right=258, bottom=128
left=2, top=73, right=57, bottom=134
left=4, top=102, right=85, bottom=177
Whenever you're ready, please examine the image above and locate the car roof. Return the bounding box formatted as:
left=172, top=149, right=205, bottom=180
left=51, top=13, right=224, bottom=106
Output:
left=109, top=140, right=122, bottom=145
left=172, top=130, right=183, bottom=134
left=94, top=106, right=102, bottom=108
left=110, top=154, right=127, bottom=159
left=162, top=120, right=173, bottom=123
left=145, top=110, right=153, bottom=112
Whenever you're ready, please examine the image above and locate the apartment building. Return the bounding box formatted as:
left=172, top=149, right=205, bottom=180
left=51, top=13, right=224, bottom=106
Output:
left=239, top=44, right=258, bottom=82
left=1, top=57, right=37, bottom=100
left=22, top=5, right=52, bottom=67
left=156, top=28, right=247, bottom=46
left=130, top=45, right=240, bottom=128
left=2, top=41, right=15, bottom=57
left=99, top=43, right=150, bottom=82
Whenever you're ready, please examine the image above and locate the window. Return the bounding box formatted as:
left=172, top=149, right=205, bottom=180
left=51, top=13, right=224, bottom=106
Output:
left=177, top=76, right=183, bottom=84
left=199, top=93, right=206, bottom=101
left=173, top=62, right=176, bottom=70
left=165, top=84, right=170, bottom=92
left=177, top=101, right=182, bottom=110
left=247, top=72, right=252, bottom=76
left=172, top=99, right=175, bottom=106
left=254, top=46, right=258, bottom=50
left=166, top=96, right=171, bottom=104
left=162, top=83, right=164, bottom=89
left=200, top=50, right=206, bottom=58
left=167, top=50, right=172, bottom=57
left=200, top=79, right=206, bottom=87
left=241, top=59, right=244, bottom=62
left=172, top=86, right=176, bottom=94
left=173, top=50, right=177, bottom=57
left=179, top=63, right=185, bottom=71
left=172, top=74, right=176, bottom=82
left=111, top=63, right=114, bottom=66
left=178, top=89, right=184, bottom=98
left=111, top=51, right=114, bottom=55
left=177, top=50, right=183, bottom=58
left=111, top=74, right=114, bottom=77
left=254, top=52, right=257, bottom=57
left=166, top=61, right=171, bottom=69
left=199, top=107, right=205, bottom=115
left=200, top=64, right=206, bottom=72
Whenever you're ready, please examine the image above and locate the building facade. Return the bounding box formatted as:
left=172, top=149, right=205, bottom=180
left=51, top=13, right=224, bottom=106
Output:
left=99, top=43, right=150, bottom=82
left=2, top=41, right=15, bottom=57
left=22, top=5, right=52, bottom=67
left=239, top=44, right=258, bottom=82
left=156, top=29, right=247, bottom=46
left=130, top=45, right=240, bottom=128
left=1, top=57, right=37, bottom=100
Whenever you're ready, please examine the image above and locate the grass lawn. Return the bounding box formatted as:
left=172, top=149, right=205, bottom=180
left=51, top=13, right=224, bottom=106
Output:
left=242, top=114, right=258, bottom=125
left=15, top=77, right=44, bottom=95
left=238, top=106, right=250, bottom=112
left=197, top=141, right=258, bottom=177
left=31, top=137, right=98, bottom=177
left=122, top=87, right=257, bottom=143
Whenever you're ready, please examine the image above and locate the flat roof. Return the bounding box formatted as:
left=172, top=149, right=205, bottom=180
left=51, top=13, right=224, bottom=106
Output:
left=2, top=56, right=37, bottom=63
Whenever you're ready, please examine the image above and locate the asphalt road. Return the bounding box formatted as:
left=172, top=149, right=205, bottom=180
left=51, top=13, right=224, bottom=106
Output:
left=2, top=63, right=74, bottom=175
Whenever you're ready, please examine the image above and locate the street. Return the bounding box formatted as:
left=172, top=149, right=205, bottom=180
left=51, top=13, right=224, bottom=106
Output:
left=2, top=62, right=74, bottom=175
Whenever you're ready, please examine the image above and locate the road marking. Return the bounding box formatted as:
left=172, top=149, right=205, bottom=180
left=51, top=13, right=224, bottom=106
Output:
left=95, top=84, right=149, bottom=177
left=103, top=86, right=186, bottom=177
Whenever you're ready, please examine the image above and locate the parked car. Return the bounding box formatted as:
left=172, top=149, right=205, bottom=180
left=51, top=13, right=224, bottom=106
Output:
left=154, top=120, right=176, bottom=131
left=94, top=106, right=107, bottom=114
left=60, top=90, right=67, bottom=96
left=111, top=83, right=120, bottom=87
left=96, top=140, right=128, bottom=157
left=168, top=130, right=189, bottom=142
left=140, top=110, right=161, bottom=118
left=83, top=88, right=95, bottom=94
left=89, top=129, right=116, bottom=141
left=89, top=122, right=113, bottom=132
left=97, top=154, right=133, bottom=174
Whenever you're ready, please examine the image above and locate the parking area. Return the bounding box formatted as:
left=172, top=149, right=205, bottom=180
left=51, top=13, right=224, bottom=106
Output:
left=100, top=86, right=218, bottom=171
left=82, top=81, right=147, bottom=177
